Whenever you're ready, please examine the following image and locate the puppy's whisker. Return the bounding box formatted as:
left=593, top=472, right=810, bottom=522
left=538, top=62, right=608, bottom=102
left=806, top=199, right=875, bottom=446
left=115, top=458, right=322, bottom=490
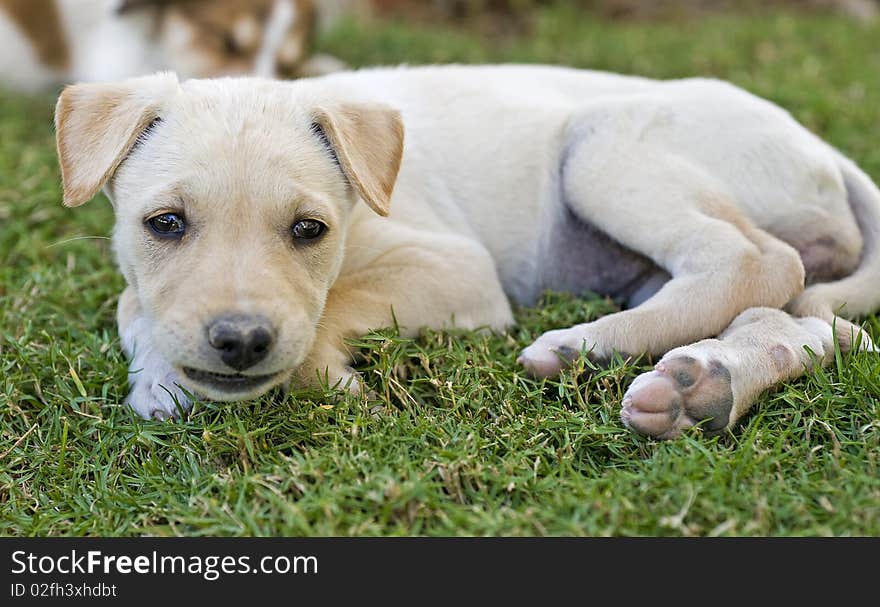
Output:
left=344, top=245, right=387, bottom=251
left=46, top=235, right=111, bottom=248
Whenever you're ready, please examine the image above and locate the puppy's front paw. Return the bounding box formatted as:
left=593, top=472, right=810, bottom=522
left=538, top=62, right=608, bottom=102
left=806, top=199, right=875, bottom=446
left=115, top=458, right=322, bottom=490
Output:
left=621, top=353, right=733, bottom=439
left=517, top=325, right=599, bottom=378
left=124, top=365, right=192, bottom=421
left=294, top=363, right=367, bottom=395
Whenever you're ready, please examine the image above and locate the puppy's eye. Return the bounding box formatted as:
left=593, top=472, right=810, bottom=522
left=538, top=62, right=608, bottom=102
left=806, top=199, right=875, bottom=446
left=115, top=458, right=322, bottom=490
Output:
left=147, top=213, right=186, bottom=238
left=291, top=219, right=326, bottom=241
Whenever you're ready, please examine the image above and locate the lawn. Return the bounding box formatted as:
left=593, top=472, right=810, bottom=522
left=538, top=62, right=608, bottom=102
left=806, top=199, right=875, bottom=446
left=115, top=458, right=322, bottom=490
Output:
left=1, top=7, right=879, bottom=536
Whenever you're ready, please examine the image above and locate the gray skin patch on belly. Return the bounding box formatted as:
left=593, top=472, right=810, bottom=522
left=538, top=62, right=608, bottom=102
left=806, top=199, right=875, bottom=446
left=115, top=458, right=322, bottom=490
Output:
left=535, top=205, right=669, bottom=306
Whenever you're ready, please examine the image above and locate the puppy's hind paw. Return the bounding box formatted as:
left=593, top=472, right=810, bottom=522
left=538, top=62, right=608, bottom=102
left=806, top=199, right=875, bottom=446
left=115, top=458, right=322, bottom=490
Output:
left=124, top=369, right=192, bottom=421
left=620, top=353, right=734, bottom=439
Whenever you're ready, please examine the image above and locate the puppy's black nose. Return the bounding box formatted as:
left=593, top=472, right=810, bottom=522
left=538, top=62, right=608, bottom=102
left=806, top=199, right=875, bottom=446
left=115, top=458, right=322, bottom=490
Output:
left=207, top=315, right=275, bottom=371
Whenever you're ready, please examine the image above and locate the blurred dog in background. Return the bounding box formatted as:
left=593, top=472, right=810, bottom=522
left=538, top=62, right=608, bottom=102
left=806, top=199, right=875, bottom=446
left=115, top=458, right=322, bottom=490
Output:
left=363, top=0, right=878, bottom=24
left=0, top=0, right=345, bottom=92
left=5, top=0, right=872, bottom=93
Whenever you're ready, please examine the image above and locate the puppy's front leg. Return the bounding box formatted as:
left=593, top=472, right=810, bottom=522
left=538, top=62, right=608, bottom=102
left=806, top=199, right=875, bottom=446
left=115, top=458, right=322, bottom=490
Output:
left=294, top=231, right=514, bottom=391
left=117, top=287, right=192, bottom=420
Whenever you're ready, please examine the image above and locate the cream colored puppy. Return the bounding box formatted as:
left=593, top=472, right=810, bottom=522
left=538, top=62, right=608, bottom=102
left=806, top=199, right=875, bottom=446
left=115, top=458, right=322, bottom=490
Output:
left=54, top=65, right=880, bottom=439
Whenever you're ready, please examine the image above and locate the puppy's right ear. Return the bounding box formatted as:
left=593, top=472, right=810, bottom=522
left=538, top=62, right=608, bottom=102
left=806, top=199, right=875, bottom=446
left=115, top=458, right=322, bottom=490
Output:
left=54, top=72, right=179, bottom=208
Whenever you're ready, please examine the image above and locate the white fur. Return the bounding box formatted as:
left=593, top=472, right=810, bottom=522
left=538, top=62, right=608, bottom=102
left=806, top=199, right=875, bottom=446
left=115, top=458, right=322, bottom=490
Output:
left=0, top=0, right=174, bottom=86
left=67, top=1, right=155, bottom=82
left=297, top=66, right=848, bottom=291
left=56, top=65, right=880, bottom=437
left=255, top=0, right=296, bottom=78
left=0, top=10, right=59, bottom=91
left=121, top=315, right=191, bottom=420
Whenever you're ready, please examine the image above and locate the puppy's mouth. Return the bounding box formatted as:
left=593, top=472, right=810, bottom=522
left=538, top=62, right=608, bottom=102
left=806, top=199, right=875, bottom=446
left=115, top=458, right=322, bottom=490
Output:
left=182, top=367, right=281, bottom=393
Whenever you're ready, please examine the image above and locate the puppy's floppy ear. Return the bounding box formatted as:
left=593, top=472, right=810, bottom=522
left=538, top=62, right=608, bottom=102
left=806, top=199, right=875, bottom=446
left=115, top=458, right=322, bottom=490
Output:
left=312, top=103, right=404, bottom=217
left=54, top=72, right=179, bottom=208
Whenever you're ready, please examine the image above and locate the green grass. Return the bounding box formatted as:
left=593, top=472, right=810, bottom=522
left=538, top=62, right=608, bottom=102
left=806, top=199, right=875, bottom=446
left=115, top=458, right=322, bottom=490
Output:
left=2, top=8, right=879, bottom=536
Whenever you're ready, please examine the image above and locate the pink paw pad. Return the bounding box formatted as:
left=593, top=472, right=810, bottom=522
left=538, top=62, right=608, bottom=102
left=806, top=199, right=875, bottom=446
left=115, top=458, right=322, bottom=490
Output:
left=621, top=355, right=733, bottom=439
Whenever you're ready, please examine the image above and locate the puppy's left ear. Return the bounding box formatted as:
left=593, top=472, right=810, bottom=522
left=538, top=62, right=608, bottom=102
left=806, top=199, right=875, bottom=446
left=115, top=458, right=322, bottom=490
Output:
left=55, top=72, right=179, bottom=208
left=312, top=103, right=404, bottom=217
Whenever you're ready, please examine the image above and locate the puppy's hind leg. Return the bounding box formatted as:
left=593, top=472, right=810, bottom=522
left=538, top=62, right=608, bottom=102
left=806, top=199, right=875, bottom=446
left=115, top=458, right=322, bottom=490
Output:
left=621, top=307, right=837, bottom=439
left=117, top=287, right=192, bottom=420
left=519, top=141, right=806, bottom=377
left=787, top=156, right=880, bottom=353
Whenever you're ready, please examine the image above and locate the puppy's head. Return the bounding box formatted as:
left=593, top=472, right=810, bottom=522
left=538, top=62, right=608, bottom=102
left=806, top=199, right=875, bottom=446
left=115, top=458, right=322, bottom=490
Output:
left=118, top=0, right=317, bottom=79
left=55, top=72, right=403, bottom=400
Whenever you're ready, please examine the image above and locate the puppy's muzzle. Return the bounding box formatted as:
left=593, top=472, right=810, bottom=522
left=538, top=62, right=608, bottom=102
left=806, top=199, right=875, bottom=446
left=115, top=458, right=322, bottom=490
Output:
left=178, top=313, right=286, bottom=399
left=207, top=314, right=276, bottom=371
